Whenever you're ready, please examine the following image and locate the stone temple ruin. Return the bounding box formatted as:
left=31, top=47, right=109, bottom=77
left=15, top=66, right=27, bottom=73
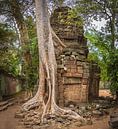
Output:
left=51, top=7, right=100, bottom=107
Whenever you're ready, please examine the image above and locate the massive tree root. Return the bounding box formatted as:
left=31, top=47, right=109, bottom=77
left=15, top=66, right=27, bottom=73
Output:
left=22, top=0, right=85, bottom=123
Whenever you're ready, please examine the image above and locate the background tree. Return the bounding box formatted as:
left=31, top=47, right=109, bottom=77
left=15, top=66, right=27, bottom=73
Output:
left=75, top=0, right=118, bottom=95
left=76, top=0, right=118, bottom=48
left=0, top=23, right=18, bottom=75
left=0, top=22, right=18, bottom=100
left=0, top=0, right=39, bottom=95
left=86, top=30, right=109, bottom=87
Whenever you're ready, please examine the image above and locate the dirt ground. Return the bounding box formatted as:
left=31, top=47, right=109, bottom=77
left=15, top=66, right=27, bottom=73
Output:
left=99, top=89, right=112, bottom=97
left=0, top=90, right=115, bottom=129
left=0, top=105, right=27, bottom=129
left=0, top=105, right=111, bottom=129
left=75, top=117, right=110, bottom=129
left=0, top=105, right=18, bottom=129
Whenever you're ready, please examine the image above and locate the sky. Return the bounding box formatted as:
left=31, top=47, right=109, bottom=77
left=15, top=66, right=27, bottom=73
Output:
left=92, top=19, right=106, bottom=31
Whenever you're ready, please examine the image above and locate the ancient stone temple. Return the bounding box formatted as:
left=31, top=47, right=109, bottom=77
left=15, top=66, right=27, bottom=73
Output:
left=51, top=7, right=100, bottom=107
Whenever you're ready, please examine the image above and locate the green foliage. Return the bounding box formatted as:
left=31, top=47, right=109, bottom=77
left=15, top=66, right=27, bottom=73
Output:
left=67, top=8, right=83, bottom=27
left=0, top=49, right=20, bottom=75
left=76, top=0, right=118, bottom=47
left=0, top=23, right=20, bottom=76
left=86, top=30, right=118, bottom=93
left=0, top=23, right=16, bottom=45
left=107, top=50, right=118, bottom=93
left=85, top=30, right=109, bottom=81
left=76, top=0, right=118, bottom=93
left=0, top=0, right=38, bottom=91
left=25, top=16, right=39, bottom=90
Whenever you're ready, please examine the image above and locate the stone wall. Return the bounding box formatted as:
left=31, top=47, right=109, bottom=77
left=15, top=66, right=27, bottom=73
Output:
left=57, top=55, right=90, bottom=106
left=0, top=71, right=21, bottom=97
left=51, top=7, right=100, bottom=106
left=89, top=62, right=100, bottom=100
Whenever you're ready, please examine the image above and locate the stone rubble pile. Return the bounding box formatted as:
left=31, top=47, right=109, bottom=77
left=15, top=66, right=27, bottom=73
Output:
left=15, top=97, right=117, bottom=129
left=15, top=109, right=86, bottom=129
left=109, top=112, right=118, bottom=129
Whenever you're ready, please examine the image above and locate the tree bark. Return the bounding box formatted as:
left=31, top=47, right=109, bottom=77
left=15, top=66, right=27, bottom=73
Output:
left=110, top=13, right=116, bottom=49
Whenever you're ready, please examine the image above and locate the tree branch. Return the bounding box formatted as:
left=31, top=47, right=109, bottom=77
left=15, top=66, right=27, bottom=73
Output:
left=51, top=27, right=66, bottom=48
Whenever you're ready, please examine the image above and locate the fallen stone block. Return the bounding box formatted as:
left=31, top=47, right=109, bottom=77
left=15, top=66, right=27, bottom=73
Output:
left=0, top=101, right=8, bottom=107
left=109, top=117, right=118, bottom=128
left=0, top=104, right=8, bottom=111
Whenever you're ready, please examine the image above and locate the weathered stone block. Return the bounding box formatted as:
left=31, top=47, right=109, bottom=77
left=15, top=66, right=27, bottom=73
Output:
left=63, top=72, right=83, bottom=77
left=71, top=68, right=77, bottom=73
left=63, top=72, right=72, bottom=77
left=74, top=73, right=83, bottom=77
left=82, top=79, right=88, bottom=85
left=77, top=61, right=83, bottom=66
left=83, top=73, right=89, bottom=78
left=59, top=87, right=64, bottom=93
left=64, top=77, right=81, bottom=84
left=77, top=66, right=83, bottom=73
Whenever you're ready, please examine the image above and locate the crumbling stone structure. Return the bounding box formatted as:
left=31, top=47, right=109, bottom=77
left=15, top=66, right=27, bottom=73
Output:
left=51, top=7, right=100, bottom=106
left=0, top=69, right=21, bottom=98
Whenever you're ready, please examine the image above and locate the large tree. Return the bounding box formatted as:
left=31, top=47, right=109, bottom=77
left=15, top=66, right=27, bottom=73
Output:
left=9, top=0, right=33, bottom=90
left=22, top=0, right=84, bottom=122
left=0, top=0, right=35, bottom=92
left=75, top=0, right=118, bottom=96
left=0, top=23, right=17, bottom=100
left=76, top=0, right=118, bottom=49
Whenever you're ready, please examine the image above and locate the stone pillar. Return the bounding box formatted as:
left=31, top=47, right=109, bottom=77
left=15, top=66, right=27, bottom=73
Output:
left=89, top=62, right=100, bottom=100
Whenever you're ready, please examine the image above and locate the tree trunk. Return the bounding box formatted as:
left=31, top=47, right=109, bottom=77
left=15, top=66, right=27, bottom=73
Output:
left=116, top=91, right=118, bottom=103
left=110, top=14, right=116, bottom=49
left=22, top=0, right=84, bottom=122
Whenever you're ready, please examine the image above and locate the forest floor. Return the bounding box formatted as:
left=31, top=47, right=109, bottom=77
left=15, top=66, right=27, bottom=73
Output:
left=0, top=104, right=27, bottom=129
left=0, top=89, right=117, bottom=129
left=0, top=104, right=111, bottom=129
